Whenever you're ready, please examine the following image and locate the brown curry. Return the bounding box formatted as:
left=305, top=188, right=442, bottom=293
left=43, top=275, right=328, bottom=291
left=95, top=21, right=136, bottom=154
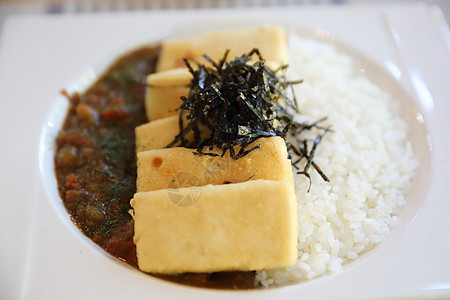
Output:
left=54, top=45, right=256, bottom=289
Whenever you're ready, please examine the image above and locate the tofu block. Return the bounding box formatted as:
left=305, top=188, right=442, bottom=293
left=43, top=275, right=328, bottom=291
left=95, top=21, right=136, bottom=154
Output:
left=135, top=115, right=180, bottom=152
left=135, top=115, right=210, bottom=153
left=145, top=68, right=192, bottom=121
left=156, top=26, right=289, bottom=72
left=131, top=179, right=298, bottom=274
left=137, top=136, right=293, bottom=192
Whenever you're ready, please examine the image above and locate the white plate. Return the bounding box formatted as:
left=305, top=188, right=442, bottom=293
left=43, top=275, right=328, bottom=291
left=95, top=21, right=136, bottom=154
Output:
left=2, top=3, right=450, bottom=300
left=39, top=17, right=432, bottom=283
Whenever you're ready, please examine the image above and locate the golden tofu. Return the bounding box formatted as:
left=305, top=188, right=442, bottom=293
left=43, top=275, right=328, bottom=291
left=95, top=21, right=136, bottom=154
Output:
left=156, top=26, right=289, bottom=72
left=131, top=179, right=298, bottom=274
left=136, top=136, right=293, bottom=192
left=145, top=68, right=191, bottom=121
left=135, top=115, right=180, bottom=152
left=135, top=115, right=211, bottom=153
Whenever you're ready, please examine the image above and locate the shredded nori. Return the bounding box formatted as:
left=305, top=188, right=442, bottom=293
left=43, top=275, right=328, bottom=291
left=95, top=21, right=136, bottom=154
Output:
left=166, top=48, right=330, bottom=189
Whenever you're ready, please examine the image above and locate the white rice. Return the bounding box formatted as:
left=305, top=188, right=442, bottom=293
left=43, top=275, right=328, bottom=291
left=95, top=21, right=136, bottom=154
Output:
left=255, top=34, right=418, bottom=287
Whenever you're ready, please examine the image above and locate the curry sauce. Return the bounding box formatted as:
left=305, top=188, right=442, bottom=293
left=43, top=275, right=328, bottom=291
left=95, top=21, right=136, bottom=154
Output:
left=54, top=45, right=256, bottom=289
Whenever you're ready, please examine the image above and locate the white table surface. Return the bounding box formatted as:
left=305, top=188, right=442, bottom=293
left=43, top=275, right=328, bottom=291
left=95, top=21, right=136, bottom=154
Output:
left=0, top=3, right=449, bottom=300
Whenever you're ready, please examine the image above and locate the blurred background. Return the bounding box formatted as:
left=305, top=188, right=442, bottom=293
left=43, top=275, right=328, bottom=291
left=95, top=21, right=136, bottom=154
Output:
left=0, top=0, right=449, bottom=35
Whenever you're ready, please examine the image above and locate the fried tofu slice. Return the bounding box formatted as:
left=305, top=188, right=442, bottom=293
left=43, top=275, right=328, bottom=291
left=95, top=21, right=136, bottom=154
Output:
left=136, top=136, right=293, bottom=192
left=145, top=68, right=191, bottom=121
left=135, top=115, right=211, bottom=153
left=135, top=115, right=181, bottom=152
left=131, top=179, right=298, bottom=274
left=156, top=26, right=289, bottom=72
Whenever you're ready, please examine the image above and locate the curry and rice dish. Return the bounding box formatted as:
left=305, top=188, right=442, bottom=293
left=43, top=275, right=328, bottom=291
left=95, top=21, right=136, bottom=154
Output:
left=54, top=26, right=418, bottom=289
